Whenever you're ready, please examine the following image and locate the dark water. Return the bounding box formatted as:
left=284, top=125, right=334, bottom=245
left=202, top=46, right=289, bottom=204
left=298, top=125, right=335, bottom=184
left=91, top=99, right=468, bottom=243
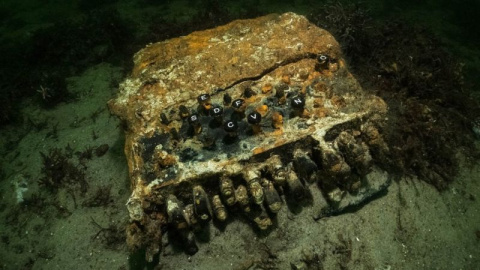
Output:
left=0, top=0, right=478, bottom=116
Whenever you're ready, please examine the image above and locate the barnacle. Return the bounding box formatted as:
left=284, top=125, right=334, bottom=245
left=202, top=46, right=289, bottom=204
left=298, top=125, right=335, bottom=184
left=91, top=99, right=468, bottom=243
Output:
left=109, top=12, right=390, bottom=261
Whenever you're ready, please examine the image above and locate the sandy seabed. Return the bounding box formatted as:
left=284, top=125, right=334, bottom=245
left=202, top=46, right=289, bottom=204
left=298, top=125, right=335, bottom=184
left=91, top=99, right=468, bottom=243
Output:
left=0, top=63, right=479, bottom=270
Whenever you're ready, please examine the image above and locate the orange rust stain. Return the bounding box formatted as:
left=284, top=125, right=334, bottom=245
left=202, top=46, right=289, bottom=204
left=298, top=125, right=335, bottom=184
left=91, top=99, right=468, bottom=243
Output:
left=300, top=85, right=307, bottom=95
left=271, top=111, right=283, bottom=129
left=186, top=34, right=212, bottom=51
left=313, top=82, right=327, bottom=93
left=301, top=109, right=311, bottom=118
left=313, top=98, right=324, bottom=108
left=252, top=147, right=266, bottom=155
left=314, top=107, right=329, bottom=118
left=261, top=83, right=273, bottom=94
left=331, top=95, right=346, bottom=108
left=229, top=56, right=240, bottom=65
left=270, top=129, right=284, bottom=136
left=136, top=62, right=151, bottom=73
left=246, top=95, right=258, bottom=104
left=156, top=154, right=177, bottom=168
left=256, top=104, right=269, bottom=116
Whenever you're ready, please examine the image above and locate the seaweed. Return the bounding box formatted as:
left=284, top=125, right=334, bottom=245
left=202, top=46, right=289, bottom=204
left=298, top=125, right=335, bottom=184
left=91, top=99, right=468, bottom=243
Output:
left=52, top=202, right=73, bottom=218
left=90, top=107, right=106, bottom=123
left=27, top=116, right=49, bottom=132
left=76, top=146, right=95, bottom=162
left=90, top=217, right=126, bottom=250
left=39, top=147, right=88, bottom=194
left=333, top=233, right=352, bottom=269
left=45, top=122, right=59, bottom=140
left=21, top=193, right=49, bottom=215
left=91, top=130, right=99, bottom=140
left=95, top=144, right=109, bottom=157
left=300, top=251, right=324, bottom=270
left=82, top=186, right=113, bottom=207
left=309, top=1, right=372, bottom=62
left=309, top=2, right=480, bottom=190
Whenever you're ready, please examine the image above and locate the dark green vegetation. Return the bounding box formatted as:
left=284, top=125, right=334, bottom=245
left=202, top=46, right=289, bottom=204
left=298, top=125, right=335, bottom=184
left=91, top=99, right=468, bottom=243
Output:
left=39, top=144, right=111, bottom=194
left=308, top=2, right=480, bottom=189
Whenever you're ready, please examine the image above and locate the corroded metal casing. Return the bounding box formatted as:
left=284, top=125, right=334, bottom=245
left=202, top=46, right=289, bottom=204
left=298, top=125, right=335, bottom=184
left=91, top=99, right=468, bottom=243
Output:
left=261, top=178, right=282, bottom=213
left=212, top=195, right=228, bottom=221
left=109, top=12, right=388, bottom=259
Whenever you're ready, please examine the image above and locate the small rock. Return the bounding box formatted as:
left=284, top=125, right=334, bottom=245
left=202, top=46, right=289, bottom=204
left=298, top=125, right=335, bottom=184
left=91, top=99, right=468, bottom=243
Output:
left=95, top=144, right=109, bottom=157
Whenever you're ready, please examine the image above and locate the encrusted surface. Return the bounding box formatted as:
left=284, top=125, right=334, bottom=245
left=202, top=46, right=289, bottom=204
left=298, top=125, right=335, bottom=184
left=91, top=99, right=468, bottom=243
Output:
left=109, top=12, right=389, bottom=261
